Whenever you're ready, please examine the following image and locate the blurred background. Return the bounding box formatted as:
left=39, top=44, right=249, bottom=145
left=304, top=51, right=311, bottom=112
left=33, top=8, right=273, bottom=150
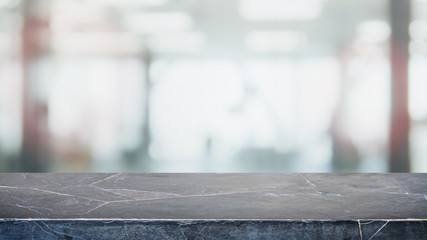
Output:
left=0, top=0, right=425, bottom=173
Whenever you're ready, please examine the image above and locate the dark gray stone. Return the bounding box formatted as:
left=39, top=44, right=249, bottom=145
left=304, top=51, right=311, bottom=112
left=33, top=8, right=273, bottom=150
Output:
left=0, top=220, right=426, bottom=240
left=0, top=173, right=426, bottom=239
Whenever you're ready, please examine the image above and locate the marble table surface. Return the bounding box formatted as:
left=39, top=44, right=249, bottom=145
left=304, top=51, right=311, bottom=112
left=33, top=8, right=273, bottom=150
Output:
left=0, top=173, right=426, bottom=239
left=0, top=173, right=426, bottom=220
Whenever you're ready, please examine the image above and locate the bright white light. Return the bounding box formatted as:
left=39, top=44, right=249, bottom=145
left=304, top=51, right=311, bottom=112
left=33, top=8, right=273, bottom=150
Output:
left=147, top=32, right=206, bottom=52
left=410, top=40, right=427, bottom=54
left=0, top=0, right=18, bottom=9
left=51, top=33, right=142, bottom=55
left=124, top=12, right=193, bottom=34
left=150, top=61, right=242, bottom=160
left=50, top=2, right=112, bottom=32
left=245, top=31, right=307, bottom=52
left=0, top=33, right=11, bottom=54
left=0, top=33, right=20, bottom=55
left=0, top=13, right=23, bottom=33
left=410, top=21, right=427, bottom=40
left=409, top=56, right=427, bottom=120
left=88, top=0, right=168, bottom=7
left=356, top=21, right=390, bottom=43
left=344, top=57, right=390, bottom=147
left=411, top=125, right=427, bottom=172
left=0, top=61, right=21, bottom=154
left=239, top=0, right=323, bottom=21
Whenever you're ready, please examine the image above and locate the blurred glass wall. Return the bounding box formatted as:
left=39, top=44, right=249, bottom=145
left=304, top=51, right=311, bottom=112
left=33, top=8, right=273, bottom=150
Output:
left=0, top=0, right=425, bottom=172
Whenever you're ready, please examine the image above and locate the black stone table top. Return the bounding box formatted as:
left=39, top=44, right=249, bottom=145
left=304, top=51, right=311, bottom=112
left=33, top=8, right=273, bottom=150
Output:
left=0, top=173, right=426, bottom=239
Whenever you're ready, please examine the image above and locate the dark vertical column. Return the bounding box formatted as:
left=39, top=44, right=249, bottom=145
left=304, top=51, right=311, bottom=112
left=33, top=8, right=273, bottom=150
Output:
left=141, top=49, right=152, bottom=162
left=389, top=0, right=411, bottom=172
left=124, top=48, right=152, bottom=167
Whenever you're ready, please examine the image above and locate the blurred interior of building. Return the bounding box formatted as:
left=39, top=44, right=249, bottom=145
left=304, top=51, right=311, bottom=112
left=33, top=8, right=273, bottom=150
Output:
left=0, top=0, right=426, bottom=172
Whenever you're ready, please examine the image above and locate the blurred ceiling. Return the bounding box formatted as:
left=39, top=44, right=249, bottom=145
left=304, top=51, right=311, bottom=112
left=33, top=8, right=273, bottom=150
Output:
left=0, top=0, right=390, bottom=58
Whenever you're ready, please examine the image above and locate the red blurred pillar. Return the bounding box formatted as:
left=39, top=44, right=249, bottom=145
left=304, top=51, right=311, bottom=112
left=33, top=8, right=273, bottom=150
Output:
left=20, top=0, right=50, bottom=171
left=389, top=0, right=411, bottom=172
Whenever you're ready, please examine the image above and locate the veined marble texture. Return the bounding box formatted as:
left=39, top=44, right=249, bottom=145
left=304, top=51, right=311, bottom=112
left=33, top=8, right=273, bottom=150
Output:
left=0, top=173, right=426, bottom=239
